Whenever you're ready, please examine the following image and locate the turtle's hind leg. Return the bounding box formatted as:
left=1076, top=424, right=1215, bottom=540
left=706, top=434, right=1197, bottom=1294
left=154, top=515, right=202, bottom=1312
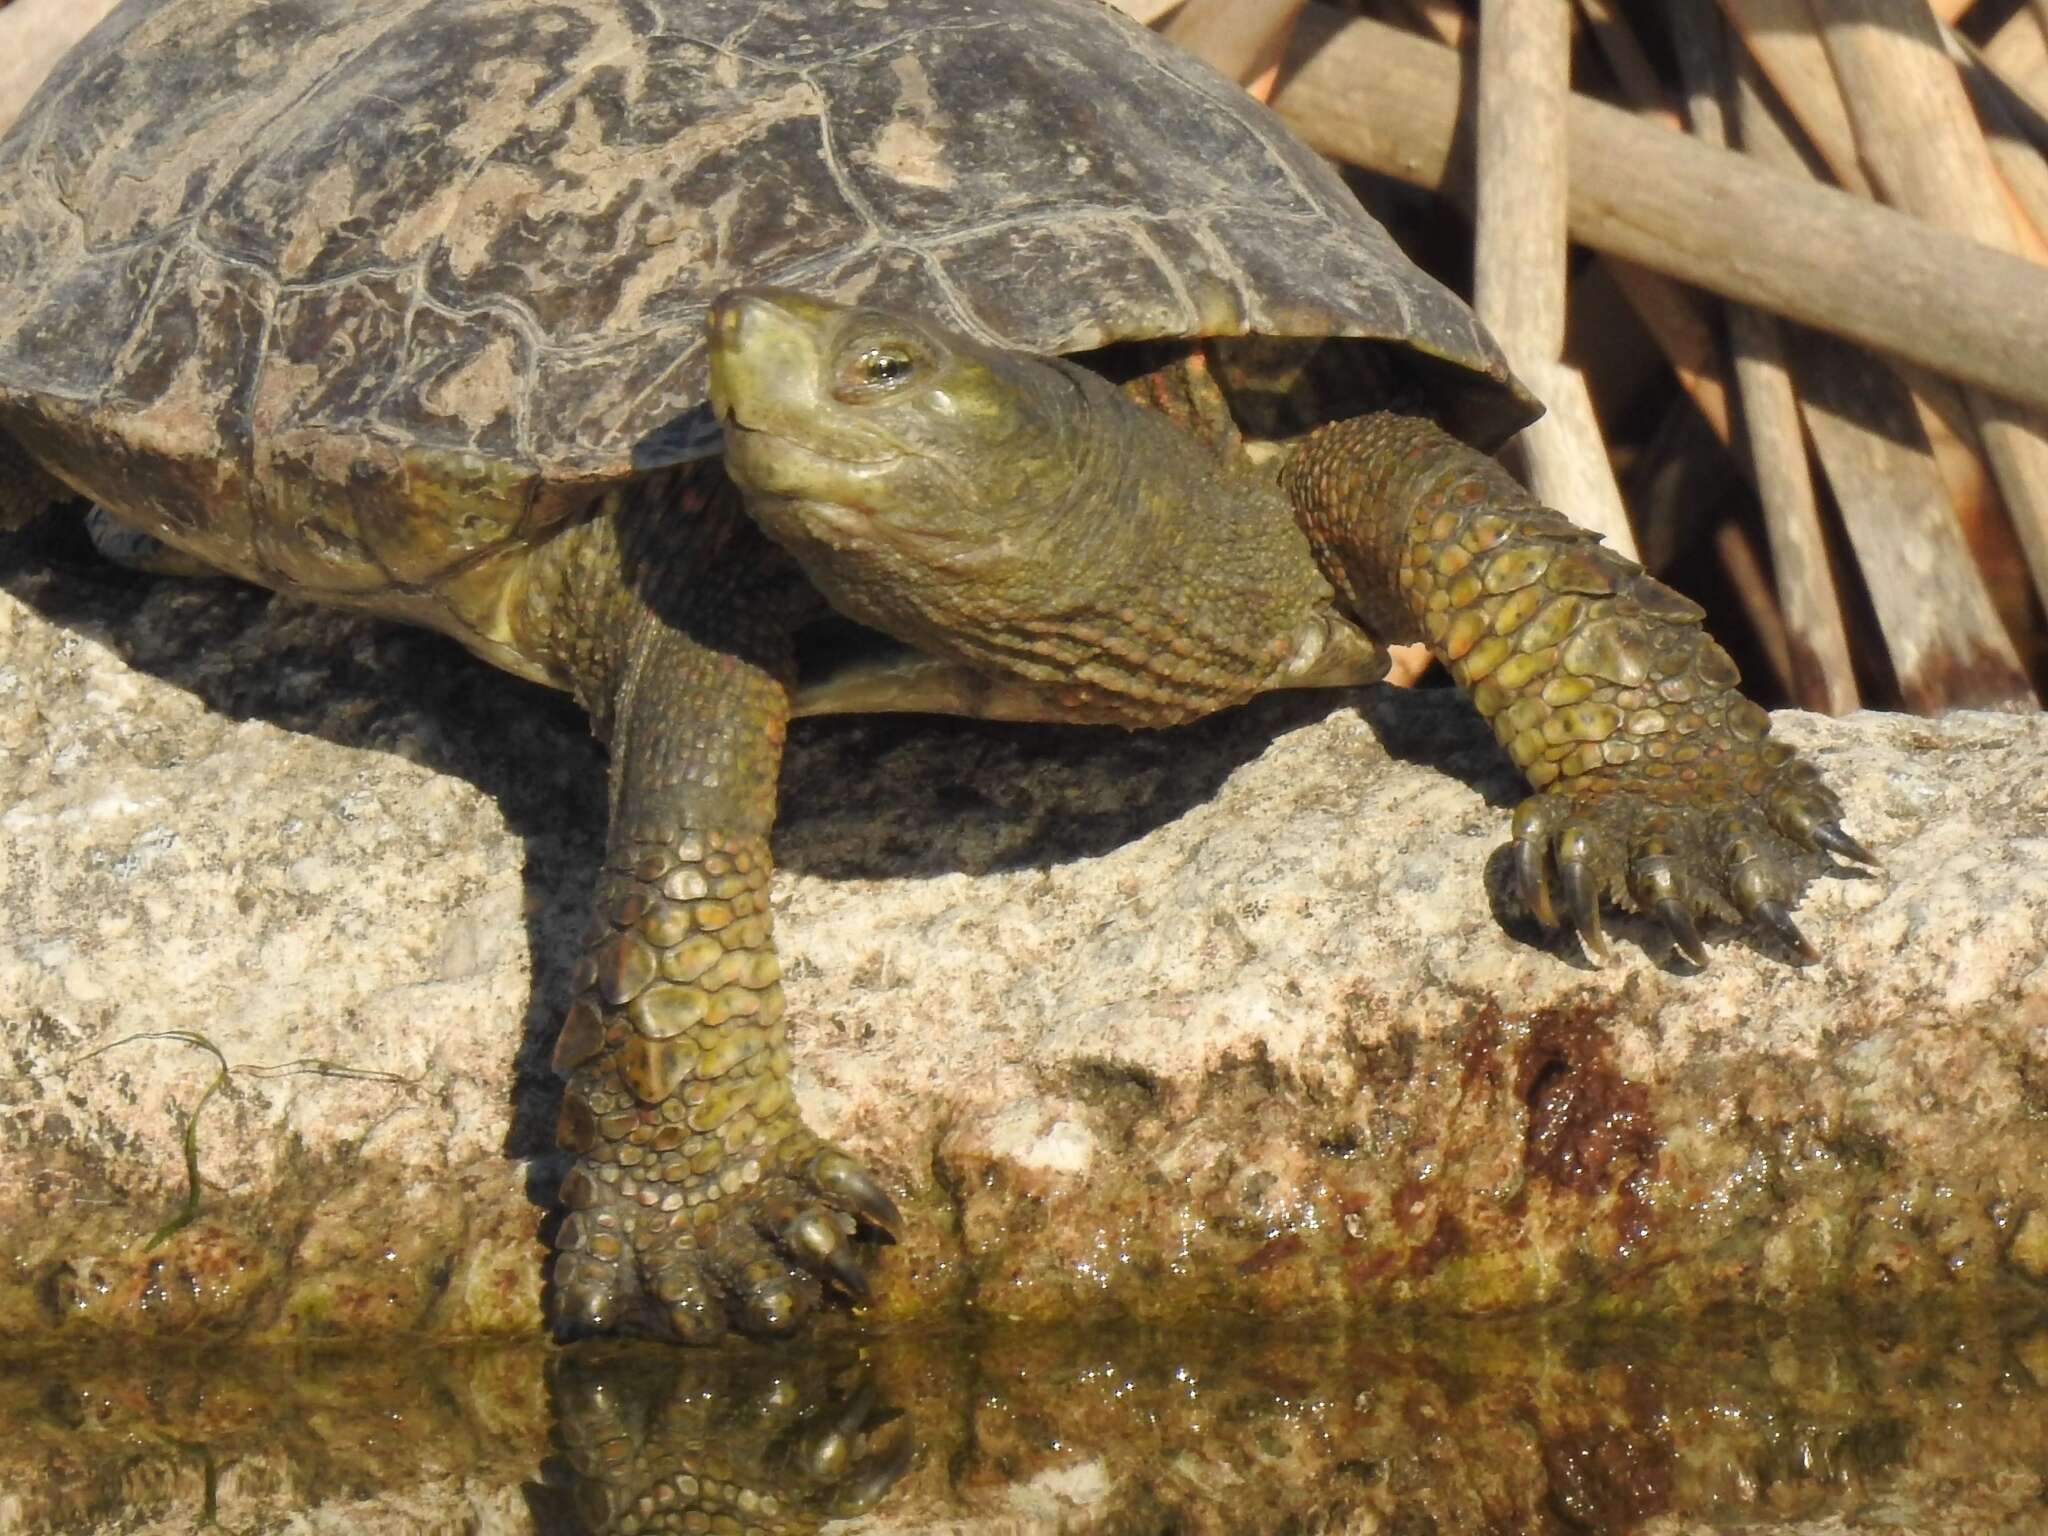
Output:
left=1281, top=412, right=1873, bottom=966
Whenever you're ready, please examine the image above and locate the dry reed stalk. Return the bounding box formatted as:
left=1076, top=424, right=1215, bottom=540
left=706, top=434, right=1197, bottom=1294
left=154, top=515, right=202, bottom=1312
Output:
left=1160, top=0, right=1302, bottom=96
left=1598, top=262, right=1734, bottom=447
left=1669, top=0, right=1858, bottom=712
left=1812, top=0, right=2048, bottom=615
left=1981, top=6, right=2048, bottom=130
left=1571, top=0, right=1744, bottom=454
left=1714, top=0, right=1872, bottom=190
left=1473, top=0, right=1637, bottom=557
left=1732, top=49, right=2034, bottom=709
left=1271, top=7, right=2048, bottom=415
left=1108, top=0, right=1187, bottom=24
left=1947, top=31, right=2048, bottom=251
left=1716, top=519, right=1800, bottom=695
left=1394, top=0, right=1468, bottom=47
left=1719, top=7, right=2015, bottom=630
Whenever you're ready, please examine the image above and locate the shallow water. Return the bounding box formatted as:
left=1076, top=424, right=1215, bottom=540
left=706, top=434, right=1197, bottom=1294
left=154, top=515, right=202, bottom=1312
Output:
left=2, top=1308, right=2043, bottom=1534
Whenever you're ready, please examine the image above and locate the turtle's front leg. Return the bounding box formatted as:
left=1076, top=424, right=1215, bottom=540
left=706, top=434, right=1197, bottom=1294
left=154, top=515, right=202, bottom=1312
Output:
left=1281, top=413, right=1873, bottom=964
left=549, top=595, right=898, bottom=1342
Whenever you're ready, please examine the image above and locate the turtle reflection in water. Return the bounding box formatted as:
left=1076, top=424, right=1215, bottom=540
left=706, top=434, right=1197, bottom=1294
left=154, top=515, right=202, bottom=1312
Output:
left=0, top=0, right=1871, bottom=1342
left=532, top=1345, right=908, bottom=1535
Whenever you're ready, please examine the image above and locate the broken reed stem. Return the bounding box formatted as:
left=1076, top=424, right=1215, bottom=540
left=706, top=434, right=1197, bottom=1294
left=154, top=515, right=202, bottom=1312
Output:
left=1812, top=0, right=2048, bottom=616
left=1943, top=29, right=2048, bottom=259
left=1714, top=0, right=1872, bottom=191
left=1732, top=48, right=2035, bottom=710
left=1474, top=0, right=1569, bottom=360
left=1981, top=6, right=2048, bottom=138
left=1718, top=6, right=2018, bottom=664
left=1393, top=0, right=1466, bottom=48
left=1715, top=519, right=1799, bottom=698
left=1474, top=0, right=1637, bottom=557
left=1573, top=0, right=1741, bottom=456
left=1108, top=0, right=1187, bottom=24
left=1575, top=0, right=1680, bottom=124
left=1160, top=0, right=1302, bottom=97
left=1598, top=260, right=1733, bottom=448
left=1272, top=8, right=2048, bottom=419
left=1668, top=0, right=1857, bottom=713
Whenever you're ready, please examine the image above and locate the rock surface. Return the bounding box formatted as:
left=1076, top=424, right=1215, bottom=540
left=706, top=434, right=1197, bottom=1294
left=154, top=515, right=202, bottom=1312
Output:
left=3, top=542, right=2047, bottom=1342
left=0, top=0, right=120, bottom=135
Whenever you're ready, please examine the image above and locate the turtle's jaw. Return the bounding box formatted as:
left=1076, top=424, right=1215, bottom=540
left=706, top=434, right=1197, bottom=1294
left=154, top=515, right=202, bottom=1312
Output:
left=706, top=288, right=832, bottom=438
left=707, top=288, right=908, bottom=505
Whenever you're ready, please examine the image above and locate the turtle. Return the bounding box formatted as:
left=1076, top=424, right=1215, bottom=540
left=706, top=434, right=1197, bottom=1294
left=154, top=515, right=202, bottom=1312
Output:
left=0, top=0, right=1870, bottom=1343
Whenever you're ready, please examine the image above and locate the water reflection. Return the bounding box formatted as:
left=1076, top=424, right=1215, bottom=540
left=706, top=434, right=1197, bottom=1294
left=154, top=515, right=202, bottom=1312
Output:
left=1, top=1309, right=2043, bottom=1533
left=529, top=1344, right=909, bottom=1534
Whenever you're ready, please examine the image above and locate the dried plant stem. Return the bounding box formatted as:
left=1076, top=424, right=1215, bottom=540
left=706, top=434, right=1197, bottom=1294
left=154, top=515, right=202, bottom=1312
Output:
left=1271, top=7, right=2048, bottom=416
left=1160, top=0, right=1301, bottom=97
left=1474, top=0, right=1636, bottom=557
left=1733, top=50, right=2034, bottom=709
left=1670, top=0, right=1858, bottom=712
left=1813, top=0, right=2048, bottom=614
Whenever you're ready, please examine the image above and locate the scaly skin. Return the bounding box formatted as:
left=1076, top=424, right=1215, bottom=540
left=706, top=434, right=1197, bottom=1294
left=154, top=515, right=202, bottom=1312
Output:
left=1281, top=414, right=1870, bottom=963
left=712, top=288, right=1870, bottom=983
left=533, top=476, right=899, bottom=1342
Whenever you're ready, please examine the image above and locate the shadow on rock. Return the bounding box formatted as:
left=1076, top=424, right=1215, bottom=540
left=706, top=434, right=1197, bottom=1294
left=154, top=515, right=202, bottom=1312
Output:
left=2, top=540, right=1477, bottom=1176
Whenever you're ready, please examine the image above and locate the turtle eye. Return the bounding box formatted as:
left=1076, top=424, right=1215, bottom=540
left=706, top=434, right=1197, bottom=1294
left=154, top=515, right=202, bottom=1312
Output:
left=834, top=341, right=922, bottom=403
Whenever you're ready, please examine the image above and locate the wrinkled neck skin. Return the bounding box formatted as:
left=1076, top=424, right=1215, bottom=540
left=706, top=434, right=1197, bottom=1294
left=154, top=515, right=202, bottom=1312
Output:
left=738, top=356, right=1366, bottom=730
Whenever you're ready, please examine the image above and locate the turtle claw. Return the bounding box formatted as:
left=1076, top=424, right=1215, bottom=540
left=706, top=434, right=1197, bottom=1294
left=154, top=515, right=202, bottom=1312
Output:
left=1749, top=898, right=1820, bottom=965
left=1515, top=832, right=1559, bottom=929
left=812, top=1148, right=904, bottom=1239
left=1655, top=898, right=1709, bottom=967
left=1559, top=857, right=1609, bottom=964
left=1811, top=820, right=1878, bottom=868
left=1508, top=744, right=1857, bottom=967
left=775, top=1202, right=873, bottom=1304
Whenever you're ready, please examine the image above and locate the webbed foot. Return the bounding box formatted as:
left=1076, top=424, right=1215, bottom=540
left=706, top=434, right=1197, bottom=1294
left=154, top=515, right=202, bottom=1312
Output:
left=1511, top=741, right=1874, bottom=967
left=551, top=1123, right=900, bottom=1343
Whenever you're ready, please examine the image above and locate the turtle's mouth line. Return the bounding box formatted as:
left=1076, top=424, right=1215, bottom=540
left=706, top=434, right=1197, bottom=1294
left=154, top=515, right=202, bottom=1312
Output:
left=717, top=408, right=909, bottom=470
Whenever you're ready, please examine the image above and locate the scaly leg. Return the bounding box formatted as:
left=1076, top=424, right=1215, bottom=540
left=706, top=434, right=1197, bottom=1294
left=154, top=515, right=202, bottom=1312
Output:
left=547, top=525, right=898, bottom=1341
left=1282, top=413, right=1873, bottom=964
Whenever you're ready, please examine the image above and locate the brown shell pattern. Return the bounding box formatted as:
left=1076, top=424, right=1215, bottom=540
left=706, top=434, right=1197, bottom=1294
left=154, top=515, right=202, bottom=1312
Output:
left=0, top=0, right=1527, bottom=616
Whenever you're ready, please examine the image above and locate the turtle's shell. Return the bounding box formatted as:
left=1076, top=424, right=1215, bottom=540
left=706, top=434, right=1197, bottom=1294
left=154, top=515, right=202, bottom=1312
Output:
left=0, top=0, right=1535, bottom=673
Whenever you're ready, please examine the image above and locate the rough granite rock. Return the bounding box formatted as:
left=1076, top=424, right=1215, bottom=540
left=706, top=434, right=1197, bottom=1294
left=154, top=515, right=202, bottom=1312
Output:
left=3, top=547, right=2046, bottom=1341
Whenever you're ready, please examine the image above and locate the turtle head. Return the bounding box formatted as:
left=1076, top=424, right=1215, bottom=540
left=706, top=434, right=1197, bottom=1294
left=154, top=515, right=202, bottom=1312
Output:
left=706, top=287, right=1108, bottom=659
left=705, top=288, right=1341, bottom=726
